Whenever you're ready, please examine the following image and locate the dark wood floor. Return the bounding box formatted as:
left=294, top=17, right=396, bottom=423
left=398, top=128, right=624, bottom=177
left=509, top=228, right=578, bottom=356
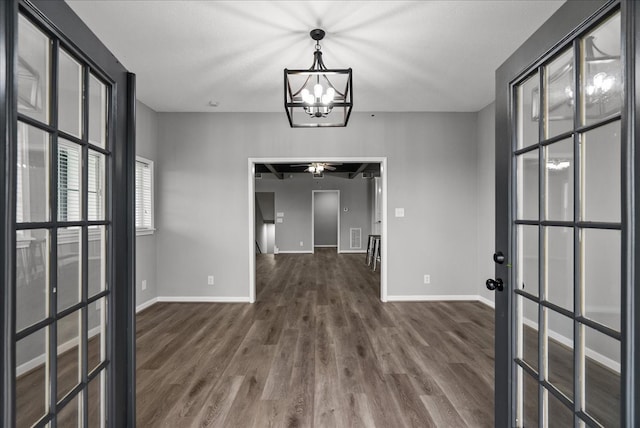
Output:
left=136, top=249, right=495, bottom=427
left=14, top=249, right=622, bottom=427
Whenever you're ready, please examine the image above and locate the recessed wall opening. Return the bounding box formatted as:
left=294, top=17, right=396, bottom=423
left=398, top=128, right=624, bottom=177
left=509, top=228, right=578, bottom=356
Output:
left=248, top=158, right=388, bottom=303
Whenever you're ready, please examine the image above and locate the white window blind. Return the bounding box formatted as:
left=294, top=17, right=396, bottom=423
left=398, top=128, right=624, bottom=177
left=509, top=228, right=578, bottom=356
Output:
left=135, top=157, right=154, bottom=233
left=87, top=152, right=103, bottom=220
left=58, top=140, right=81, bottom=221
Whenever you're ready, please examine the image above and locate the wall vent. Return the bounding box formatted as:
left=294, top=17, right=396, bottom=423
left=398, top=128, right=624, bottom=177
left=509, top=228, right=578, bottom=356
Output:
left=255, top=172, right=263, bottom=179
left=350, top=228, right=362, bottom=249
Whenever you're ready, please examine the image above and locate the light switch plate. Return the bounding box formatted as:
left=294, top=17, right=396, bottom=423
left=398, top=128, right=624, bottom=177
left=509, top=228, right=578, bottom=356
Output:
left=276, top=212, right=284, bottom=217
left=395, top=208, right=405, bottom=217
left=276, top=218, right=283, bottom=223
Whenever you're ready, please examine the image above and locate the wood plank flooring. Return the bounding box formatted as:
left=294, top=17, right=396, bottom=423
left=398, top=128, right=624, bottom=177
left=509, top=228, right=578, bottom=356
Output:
left=11, top=249, right=623, bottom=426
left=136, top=249, right=495, bottom=427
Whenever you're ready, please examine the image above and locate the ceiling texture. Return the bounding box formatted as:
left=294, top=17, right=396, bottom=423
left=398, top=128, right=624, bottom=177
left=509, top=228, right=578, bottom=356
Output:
left=66, top=0, right=565, bottom=114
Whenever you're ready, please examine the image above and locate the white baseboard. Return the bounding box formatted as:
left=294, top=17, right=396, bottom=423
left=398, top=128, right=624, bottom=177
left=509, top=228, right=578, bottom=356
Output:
left=386, top=294, right=481, bottom=302
left=278, top=250, right=313, bottom=254
left=17, top=326, right=102, bottom=377
left=339, top=250, right=366, bottom=254
left=477, top=295, right=495, bottom=308
left=136, top=297, right=158, bottom=313
left=314, top=245, right=337, bottom=248
left=156, top=296, right=251, bottom=303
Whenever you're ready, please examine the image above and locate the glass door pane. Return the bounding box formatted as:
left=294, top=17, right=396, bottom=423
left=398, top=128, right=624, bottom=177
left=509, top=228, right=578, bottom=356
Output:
left=512, top=9, right=622, bottom=427
left=14, top=10, right=113, bottom=427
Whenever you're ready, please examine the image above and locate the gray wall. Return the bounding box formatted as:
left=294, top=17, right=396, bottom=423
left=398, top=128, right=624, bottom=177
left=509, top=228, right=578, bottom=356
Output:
left=256, top=174, right=371, bottom=253
left=156, top=112, right=479, bottom=298
left=314, top=191, right=339, bottom=247
left=476, top=102, right=496, bottom=305
left=135, top=101, right=158, bottom=308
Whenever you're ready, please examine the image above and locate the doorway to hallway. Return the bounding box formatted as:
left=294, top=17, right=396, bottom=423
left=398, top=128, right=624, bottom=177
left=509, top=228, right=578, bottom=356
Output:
left=312, top=190, right=340, bottom=252
left=248, top=157, right=388, bottom=303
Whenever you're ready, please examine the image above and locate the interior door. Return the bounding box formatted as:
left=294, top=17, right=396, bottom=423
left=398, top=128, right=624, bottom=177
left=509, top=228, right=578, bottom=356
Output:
left=1, top=0, right=135, bottom=427
left=493, top=0, right=638, bottom=426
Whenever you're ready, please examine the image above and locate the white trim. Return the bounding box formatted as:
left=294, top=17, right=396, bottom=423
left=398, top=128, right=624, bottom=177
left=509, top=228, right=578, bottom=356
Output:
left=136, top=297, right=158, bottom=313
left=157, top=296, right=251, bottom=303
left=136, top=228, right=156, bottom=237
left=248, top=159, right=256, bottom=303
left=17, top=326, right=103, bottom=377
left=311, top=189, right=340, bottom=254
left=380, top=158, right=388, bottom=302
left=277, top=250, right=314, bottom=254
left=477, top=295, right=496, bottom=308
left=248, top=157, right=388, bottom=304
left=339, top=250, right=367, bottom=254
left=386, top=294, right=482, bottom=302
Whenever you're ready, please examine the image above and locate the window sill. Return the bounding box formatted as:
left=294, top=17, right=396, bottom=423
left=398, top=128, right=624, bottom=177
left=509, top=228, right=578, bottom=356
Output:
left=136, top=228, right=156, bottom=237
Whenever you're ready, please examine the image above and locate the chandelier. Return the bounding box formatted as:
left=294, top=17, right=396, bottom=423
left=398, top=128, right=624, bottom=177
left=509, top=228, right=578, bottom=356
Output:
left=533, top=35, right=621, bottom=122
left=284, top=29, right=353, bottom=128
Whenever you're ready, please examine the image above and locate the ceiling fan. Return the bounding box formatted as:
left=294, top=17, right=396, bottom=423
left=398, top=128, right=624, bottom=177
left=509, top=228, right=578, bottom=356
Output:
left=291, top=162, right=342, bottom=173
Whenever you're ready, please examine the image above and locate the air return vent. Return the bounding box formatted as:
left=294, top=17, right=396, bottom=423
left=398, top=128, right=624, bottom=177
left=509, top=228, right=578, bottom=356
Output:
left=350, top=228, right=362, bottom=249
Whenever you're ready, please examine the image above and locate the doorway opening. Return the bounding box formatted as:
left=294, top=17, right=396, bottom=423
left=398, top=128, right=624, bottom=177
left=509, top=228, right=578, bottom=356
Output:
left=255, top=192, right=276, bottom=254
left=248, top=157, right=388, bottom=303
left=312, top=190, right=340, bottom=253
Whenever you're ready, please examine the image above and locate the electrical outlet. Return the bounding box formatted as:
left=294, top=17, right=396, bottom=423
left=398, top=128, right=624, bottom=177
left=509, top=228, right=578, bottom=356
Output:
left=208, top=275, right=214, bottom=286
left=300, top=241, right=304, bottom=247
left=424, top=274, right=431, bottom=284
left=141, top=279, right=147, bottom=291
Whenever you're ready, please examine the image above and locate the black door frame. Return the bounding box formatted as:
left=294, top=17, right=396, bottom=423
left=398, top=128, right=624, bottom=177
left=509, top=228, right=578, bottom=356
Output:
left=0, top=0, right=136, bottom=426
left=495, top=0, right=638, bottom=426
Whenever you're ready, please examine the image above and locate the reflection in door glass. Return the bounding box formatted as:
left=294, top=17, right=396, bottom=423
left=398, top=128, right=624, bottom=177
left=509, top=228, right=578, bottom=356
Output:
left=517, top=72, right=540, bottom=150
left=516, top=225, right=539, bottom=297
left=545, top=227, right=573, bottom=310
left=516, top=150, right=539, bottom=220
left=18, top=15, right=50, bottom=124
left=583, top=326, right=620, bottom=427
left=16, top=229, right=49, bottom=332
left=58, top=49, right=83, bottom=137
left=545, top=139, right=573, bottom=221
left=546, top=309, right=573, bottom=400
left=16, top=123, right=50, bottom=223
left=518, top=295, right=539, bottom=372
left=582, top=228, right=621, bottom=332
left=581, top=13, right=621, bottom=126
left=580, top=120, right=621, bottom=223
left=545, top=48, right=574, bottom=138
left=16, top=327, right=49, bottom=428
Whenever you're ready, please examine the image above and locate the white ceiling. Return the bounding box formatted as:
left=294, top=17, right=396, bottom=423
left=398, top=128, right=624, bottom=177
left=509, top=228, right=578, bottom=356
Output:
left=66, top=0, right=565, bottom=113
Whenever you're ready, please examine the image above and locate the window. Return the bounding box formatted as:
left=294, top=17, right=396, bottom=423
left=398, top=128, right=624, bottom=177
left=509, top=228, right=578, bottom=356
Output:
left=135, top=156, right=154, bottom=234
left=57, top=140, right=81, bottom=221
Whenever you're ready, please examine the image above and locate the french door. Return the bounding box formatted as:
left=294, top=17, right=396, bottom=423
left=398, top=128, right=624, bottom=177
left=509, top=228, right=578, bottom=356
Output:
left=1, top=1, right=135, bottom=427
left=494, top=0, right=639, bottom=426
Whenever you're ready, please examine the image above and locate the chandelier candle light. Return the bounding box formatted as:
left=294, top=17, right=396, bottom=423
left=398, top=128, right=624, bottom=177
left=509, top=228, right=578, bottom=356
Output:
left=284, top=29, right=353, bottom=127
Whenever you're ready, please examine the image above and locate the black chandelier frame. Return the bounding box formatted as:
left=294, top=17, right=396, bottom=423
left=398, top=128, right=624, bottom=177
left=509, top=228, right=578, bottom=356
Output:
left=284, top=29, right=353, bottom=128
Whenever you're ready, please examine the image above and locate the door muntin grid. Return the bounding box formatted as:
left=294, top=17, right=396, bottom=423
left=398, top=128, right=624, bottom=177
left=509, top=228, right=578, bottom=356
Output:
left=15, top=9, right=112, bottom=428
left=512, top=8, right=622, bottom=428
